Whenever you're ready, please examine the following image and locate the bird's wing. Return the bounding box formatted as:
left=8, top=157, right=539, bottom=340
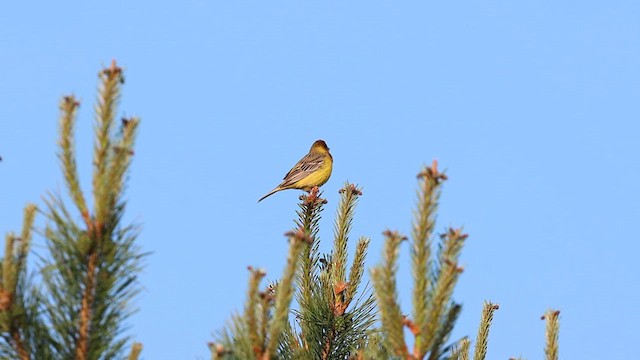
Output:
left=280, top=152, right=325, bottom=187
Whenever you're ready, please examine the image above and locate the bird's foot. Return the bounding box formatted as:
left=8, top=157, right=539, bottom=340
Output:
left=301, top=186, right=326, bottom=206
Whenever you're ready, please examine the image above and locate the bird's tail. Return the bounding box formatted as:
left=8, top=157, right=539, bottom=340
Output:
left=258, top=187, right=281, bottom=202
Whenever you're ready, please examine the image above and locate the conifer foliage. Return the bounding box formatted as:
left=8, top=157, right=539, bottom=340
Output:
left=213, top=185, right=376, bottom=360
left=0, top=61, right=143, bottom=360
left=212, top=162, right=561, bottom=360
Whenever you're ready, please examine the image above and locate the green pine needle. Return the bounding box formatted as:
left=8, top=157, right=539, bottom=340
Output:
left=331, top=183, right=361, bottom=288
left=411, top=163, right=444, bottom=356
left=346, top=236, right=369, bottom=306
left=543, top=309, right=560, bottom=360
left=266, top=231, right=309, bottom=358
left=472, top=302, right=499, bottom=360
left=371, top=230, right=408, bottom=357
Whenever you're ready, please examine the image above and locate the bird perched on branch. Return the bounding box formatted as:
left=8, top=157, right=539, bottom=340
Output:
left=258, top=140, right=333, bottom=202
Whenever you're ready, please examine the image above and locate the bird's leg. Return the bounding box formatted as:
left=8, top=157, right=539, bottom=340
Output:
left=308, top=186, right=320, bottom=201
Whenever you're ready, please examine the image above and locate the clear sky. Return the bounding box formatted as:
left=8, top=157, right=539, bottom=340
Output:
left=1, top=1, right=639, bottom=359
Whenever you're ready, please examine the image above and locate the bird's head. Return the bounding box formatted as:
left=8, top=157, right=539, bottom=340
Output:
left=310, top=139, right=330, bottom=154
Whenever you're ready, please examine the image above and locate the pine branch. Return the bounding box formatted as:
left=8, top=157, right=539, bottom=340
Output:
left=278, top=322, right=301, bottom=359
left=331, top=183, right=362, bottom=309
left=79, top=60, right=126, bottom=360
left=108, top=117, right=139, bottom=207
left=346, top=236, right=369, bottom=308
left=1, top=235, right=15, bottom=299
left=422, top=228, right=467, bottom=355
left=294, top=187, right=326, bottom=355
left=41, top=61, right=143, bottom=360
left=59, top=96, right=90, bottom=226
left=259, top=286, right=275, bottom=354
left=371, top=230, right=408, bottom=358
left=1, top=206, right=36, bottom=301
left=127, top=342, right=142, bottom=360
left=292, top=185, right=375, bottom=359
left=472, top=302, right=499, bottom=360
left=450, top=337, right=470, bottom=360
left=412, top=161, right=446, bottom=357
left=77, top=252, right=96, bottom=360
left=542, top=309, right=560, bottom=360
left=349, top=330, right=395, bottom=359
left=93, top=60, right=123, bottom=229
left=216, top=184, right=376, bottom=359
left=219, top=311, right=252, bottom=358
left=245, top=266, right=266, bottom=356
left=17, top=206, right=36, bottom=278
left=0, top=204, right=37, bottom=360
left=296, top=187, right=325, bottom=314
left=264, top=230, right=310, bottom=359
left=427, top=303, right=462, bottom=360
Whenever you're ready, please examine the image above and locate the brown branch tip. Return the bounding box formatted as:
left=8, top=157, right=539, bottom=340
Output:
left=443, top=258, right=464, bottom=273
left=259, top=291, right=275, bottom=303
left=417, top=159, right=448, bottom=182
left=247, top=266, right=267, bottom=277
left=209, top=343, right=227, bottom=356
left=382, top=230, right=408, bottom=241
left=541, top=310, right=560, bottom=320
left=63, top=96, right=80, bottom=108
left=112, top=146, right=135, bottom=156
left=338, top=183, right=363, bottom=196
left=301, top=185, right=327, bottom=205
left=447, top=227, right=469, bottom=240
left=102, top=59, right=124, bottom=83
left=284, top=229, right=313, bottom=245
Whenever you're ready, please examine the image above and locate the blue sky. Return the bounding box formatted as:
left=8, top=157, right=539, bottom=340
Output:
left=1, top=1, right=639, bottom=359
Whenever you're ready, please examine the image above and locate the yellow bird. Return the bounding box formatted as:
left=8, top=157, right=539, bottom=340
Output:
left=258, top=140, right=333, bottom=202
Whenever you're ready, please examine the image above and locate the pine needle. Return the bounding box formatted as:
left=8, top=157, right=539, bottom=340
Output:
left=371, top=230, right=408, bottom=357
left=245, top=266, right=266, bottom=356
left=93, top=60, right=123, bottom=227
left=346, top=236, right=369, bottom=306
left=127, top=343, right=142, bottom=360
left=472, top=302, right=499, bottom=360
left=451, top=337, right=470, bottom=360
left=266, top=230, right=309, bottom=358
left=542, top=309, right=560, bottom=360
left=58, top=96, right=89, bottom=221
left=411, top=162, right=445, bottom=356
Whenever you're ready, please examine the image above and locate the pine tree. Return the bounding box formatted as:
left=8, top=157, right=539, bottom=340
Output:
left=212, top=162, right=561, bottom=360
left=1, top=62, right=560, bottom=360
left=0, top=61, right=144, bottom=359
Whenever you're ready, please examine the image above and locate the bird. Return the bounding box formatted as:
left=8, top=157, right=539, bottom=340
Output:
left=258, top=139, right=333, bottom=202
